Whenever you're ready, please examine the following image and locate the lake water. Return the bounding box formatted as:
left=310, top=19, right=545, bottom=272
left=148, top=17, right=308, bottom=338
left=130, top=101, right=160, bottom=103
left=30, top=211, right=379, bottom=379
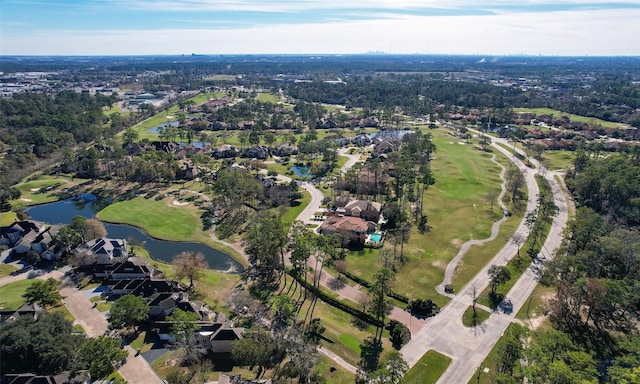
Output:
left=290, top=165, right=313, bottom=178
left=25, top=197, right=243, bottom=273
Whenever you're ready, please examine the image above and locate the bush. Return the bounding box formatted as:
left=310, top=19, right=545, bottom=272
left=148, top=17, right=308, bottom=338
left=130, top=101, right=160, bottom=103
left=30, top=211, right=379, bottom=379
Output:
left=388, top=320, right=411, bottom=349
left=407, top=298, right=439, bottom=318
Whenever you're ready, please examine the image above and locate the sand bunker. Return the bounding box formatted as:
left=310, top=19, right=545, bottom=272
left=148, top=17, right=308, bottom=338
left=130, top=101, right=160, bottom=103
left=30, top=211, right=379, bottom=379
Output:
left=172, top=199, right=189, bottom=206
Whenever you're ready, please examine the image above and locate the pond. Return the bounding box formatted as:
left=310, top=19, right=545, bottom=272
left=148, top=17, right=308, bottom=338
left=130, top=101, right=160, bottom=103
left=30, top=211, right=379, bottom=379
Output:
left=290, top=165, right=313, bottom=178
left=25, top=197, right=244, bottom=273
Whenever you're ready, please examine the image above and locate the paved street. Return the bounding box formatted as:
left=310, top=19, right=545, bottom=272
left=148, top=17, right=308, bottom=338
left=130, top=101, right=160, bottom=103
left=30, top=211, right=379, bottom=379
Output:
left=60, top=286, right=166, bottom=384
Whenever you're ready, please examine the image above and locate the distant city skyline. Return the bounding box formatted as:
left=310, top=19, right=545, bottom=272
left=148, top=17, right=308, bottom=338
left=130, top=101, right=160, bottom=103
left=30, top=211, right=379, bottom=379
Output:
left=1, top=0, right=640, bottom=56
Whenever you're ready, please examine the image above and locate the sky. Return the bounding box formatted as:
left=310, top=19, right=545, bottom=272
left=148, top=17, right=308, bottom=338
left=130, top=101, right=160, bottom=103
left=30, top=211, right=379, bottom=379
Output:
left=1, top=0, right=640, bottom=56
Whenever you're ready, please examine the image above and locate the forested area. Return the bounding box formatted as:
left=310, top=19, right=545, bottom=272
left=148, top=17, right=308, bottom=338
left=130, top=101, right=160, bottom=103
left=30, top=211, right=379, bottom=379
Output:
left=491, top=151, right=640, bottom=384
left=0, top=91, right=116, bottom=209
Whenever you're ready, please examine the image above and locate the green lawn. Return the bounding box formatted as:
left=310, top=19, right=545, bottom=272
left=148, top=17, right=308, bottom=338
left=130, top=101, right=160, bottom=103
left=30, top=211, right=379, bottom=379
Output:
left=462, top=305, right=491, bottom=327
left=513, top=107, right=629, bottom=129
left=96, top=194, right=246, bottom=267
left=313, top=356, right=356, bottom=384
left=402, top=350, right=452, bottom=384
left=0, top=264, right=19, bottom=277
left=0, top=280, right=34, bottom=310
left=97, top=197, right=201, bottom=240
left=468, top=323, right=527, bottom=384
left=103, top=104, right=126, bottom=117
left=345, top=129, right=521, bottom=303
left=279, top=190, right=311, bottom=227
left=256, top=92, right=280, bottom=103
left=51, top=304, right=77, bottom=323
left=10, top=174, right=88, bottom=208
left=516, top=285, right=555, bottom=322
left=0, top=212, right=17, bottom=226
left=542, top=150, right=575, bottom=171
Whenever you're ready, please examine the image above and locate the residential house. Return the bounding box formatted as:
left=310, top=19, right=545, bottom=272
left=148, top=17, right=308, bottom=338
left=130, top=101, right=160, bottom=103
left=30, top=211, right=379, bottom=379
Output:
left=318, top=216, right=376, bottom=245
left=109, top=257, right=155, bottom=280
left=241, top=145, right=269, bottom=160
left=0, top=303, right=41, bottom=326
left=0, top=220, right=59, bottom=260
left=107, top=278, right=179, bottom=297
left=74, top=237, right=128, bottom=264
left=213, top=144, right=239, bottom=159
left=335, top=197, right=382, bottom=222
left=372, top=137, right=401, bottom=157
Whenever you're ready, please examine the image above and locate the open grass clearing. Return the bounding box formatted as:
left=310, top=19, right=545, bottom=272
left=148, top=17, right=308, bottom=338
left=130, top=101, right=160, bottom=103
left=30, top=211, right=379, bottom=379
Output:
left=150, top=349, right=261, bottom=382
left=256, top=92, right=280, bottom=103
left=128, top=330, right=156, bottom=353
left=402, top=350, right=452, bottom=384
left=313, top=356, right=356, bottom=383
left=98, top=196, right=203, bottom=240
left=279, top=190, right=311, bottom=228
left=513, top=107, right=630, bottom=129
left=467, top=323, right=527, bottom=384
left=0, top=279, right=33, bottom=310
left=0, top=264, right=19, bottom=277
left=51, top=304, right=77, bottom=323
left=345, top=129, right=520, bottom=303
left=516, top=285, right=555, bottom=324
left=11, top=174, right=89, bottom=208
left=542, top=150, right=575, bottom=171
left=462, top=305, right=491, bottom=327
left=205, top=74, right=237, bottom=81
left=0, top=212, right=17, bottom=226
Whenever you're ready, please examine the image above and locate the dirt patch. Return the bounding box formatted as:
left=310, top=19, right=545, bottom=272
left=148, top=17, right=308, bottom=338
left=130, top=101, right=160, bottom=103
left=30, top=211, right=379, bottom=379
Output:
left=450, top=238, right=463, bottom=248
left=431, top=260, right=446, bottom=270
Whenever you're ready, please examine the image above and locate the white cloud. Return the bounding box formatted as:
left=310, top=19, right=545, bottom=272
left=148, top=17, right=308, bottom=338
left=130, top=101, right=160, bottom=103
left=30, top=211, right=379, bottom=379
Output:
left=2, top=8, right=639, bottom=55
left=106, top=0, right=640, bottom=12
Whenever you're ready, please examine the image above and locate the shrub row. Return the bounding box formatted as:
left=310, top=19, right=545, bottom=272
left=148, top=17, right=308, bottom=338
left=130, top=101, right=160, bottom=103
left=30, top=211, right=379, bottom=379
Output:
left=289, top=272, right=384, bottom=328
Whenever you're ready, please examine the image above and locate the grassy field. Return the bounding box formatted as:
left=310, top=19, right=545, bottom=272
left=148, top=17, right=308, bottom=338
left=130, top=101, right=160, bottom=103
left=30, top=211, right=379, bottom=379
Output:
left=98, top=196, right=202, bottom=240
left=402, top=350, right=452, bottom=384
left=0, top=211, right=17, bottom=226
left=10, top=174, right=89, bottom=208
left=96, top=194, right=246, bottom=265
left=345, top=129, right=521, bottom=304
left=313, top=356, right=356, bottom=383
left=468, top=323, right=527, bottom=384
left=0, top=279, right=33, bottom=310
left=542, top=150, right=575, bottom=171
left=0, top=264, right=19, bottom=277
left=205, top=74, right=237, bottom=81
left=103, top=103, right=126, bottom=117
left=256, top=92, right=280, bottom=103
left=513, top=107, right=629, bottom=129
left=280, top=190, right=311, bottom=227
left=462, top=305, right=491, bottom=327
left=516, top=285, right=555, bottom=323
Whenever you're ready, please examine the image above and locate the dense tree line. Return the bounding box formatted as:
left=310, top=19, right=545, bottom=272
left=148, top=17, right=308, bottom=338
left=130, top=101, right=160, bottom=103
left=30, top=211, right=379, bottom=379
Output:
left=0, top=91, right=116, bottom=209
left=491, top=150, right=640, bottom=383
left=0, top=312, right=127, bottom=379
